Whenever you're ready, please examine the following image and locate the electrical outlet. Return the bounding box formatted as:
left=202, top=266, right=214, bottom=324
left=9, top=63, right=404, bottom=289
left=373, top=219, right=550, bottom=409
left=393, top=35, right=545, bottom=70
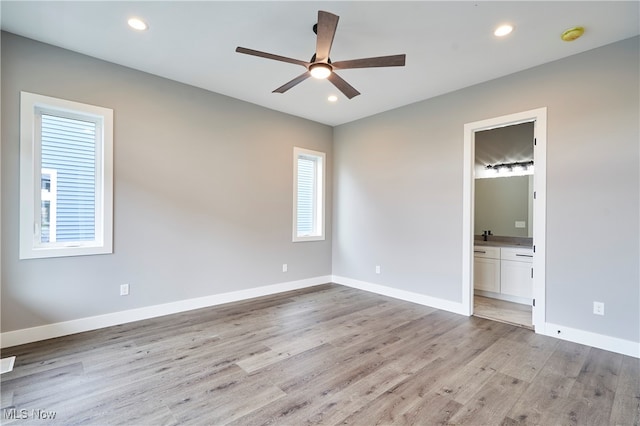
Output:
left=375, top=265, right=381, bottom=274
left=282, top=264, right=288, bottom=272
left=593, top=301, right=604, bottom=316
left=120, top=284, right=130, bottom=296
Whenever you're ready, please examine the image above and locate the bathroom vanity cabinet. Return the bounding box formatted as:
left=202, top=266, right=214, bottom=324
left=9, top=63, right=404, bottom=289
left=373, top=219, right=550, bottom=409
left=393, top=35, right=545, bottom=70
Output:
left=474, top=245, right=533, bottom=304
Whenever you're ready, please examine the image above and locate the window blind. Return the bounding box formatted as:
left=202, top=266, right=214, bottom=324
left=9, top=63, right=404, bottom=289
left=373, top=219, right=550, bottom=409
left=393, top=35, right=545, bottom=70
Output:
left=41, top=114, right=97, bottom=242
left=296, top=156, right=316, bottom=236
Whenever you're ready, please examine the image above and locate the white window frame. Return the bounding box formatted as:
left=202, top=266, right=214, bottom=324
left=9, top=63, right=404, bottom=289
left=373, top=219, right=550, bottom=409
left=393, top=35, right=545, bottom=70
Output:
left=19, top=91, right=114, bottom=259
left=292, top=147, right=326, bottom=242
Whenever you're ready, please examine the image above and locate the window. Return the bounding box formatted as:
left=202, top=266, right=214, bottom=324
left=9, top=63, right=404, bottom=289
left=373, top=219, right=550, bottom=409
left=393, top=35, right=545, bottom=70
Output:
left=293, top=147, right=325, bottom=242
left=20, top=92, right=113, bottom=259
left=40, top=168, right=58, bottom=243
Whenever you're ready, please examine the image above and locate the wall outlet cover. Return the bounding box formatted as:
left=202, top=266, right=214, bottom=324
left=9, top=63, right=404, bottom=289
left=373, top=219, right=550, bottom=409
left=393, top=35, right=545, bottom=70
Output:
left=0, top=356, right=16, bottom=374
left=593, top=301, right=604, bottom=316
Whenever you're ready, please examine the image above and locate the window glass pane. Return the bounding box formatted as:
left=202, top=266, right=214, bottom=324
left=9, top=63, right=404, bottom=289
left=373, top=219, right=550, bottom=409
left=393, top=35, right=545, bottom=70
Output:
left=41, top=175, right=51, bottom=191
left=297, top=156, right=315, bottom=236
left=41, top=200, right=51, bottom=243
left=40, top=169, right=57, bottom=243
left=292, top=147, right=324, bottom=242
left=41, top=114, right=96, bottom=242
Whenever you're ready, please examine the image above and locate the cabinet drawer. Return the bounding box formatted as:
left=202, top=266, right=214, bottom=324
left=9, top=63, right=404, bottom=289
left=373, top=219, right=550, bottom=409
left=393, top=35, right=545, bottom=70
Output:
left=473, top=246, right=500, bottom=259
left=501, top=247, right=533, bottom=263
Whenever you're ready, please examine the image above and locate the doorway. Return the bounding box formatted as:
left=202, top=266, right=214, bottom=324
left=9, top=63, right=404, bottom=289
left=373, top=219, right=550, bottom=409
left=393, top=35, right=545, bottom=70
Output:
left=462, top=108, right=547, bottom=331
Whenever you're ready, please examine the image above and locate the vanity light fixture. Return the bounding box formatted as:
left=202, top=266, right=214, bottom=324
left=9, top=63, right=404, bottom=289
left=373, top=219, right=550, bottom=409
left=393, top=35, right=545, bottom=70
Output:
left=486, top=160, right=534, bottom=172
left=128, top=17, right=148, bottom=31
left=494, top=24, right=514, bottom=37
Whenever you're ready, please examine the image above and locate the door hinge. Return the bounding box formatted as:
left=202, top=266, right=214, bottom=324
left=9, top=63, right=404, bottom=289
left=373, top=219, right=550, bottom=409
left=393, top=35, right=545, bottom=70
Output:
left=533, top=245, right=536, bottom=253
left=534, top=191, right=537, bottom=199
left=531, top=267, right=534, bottom=279
left=534, top=138, right=537, bottom=146
left=533, top=298, right=536, bottom=307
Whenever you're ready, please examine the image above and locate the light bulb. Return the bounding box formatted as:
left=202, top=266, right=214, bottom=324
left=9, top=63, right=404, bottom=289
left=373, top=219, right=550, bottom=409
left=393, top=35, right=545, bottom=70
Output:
left=128, top=18, right=148, bottom=31
left=494, top=24, right=514, bottom=37
left=310, top=64, right=332, bottom=79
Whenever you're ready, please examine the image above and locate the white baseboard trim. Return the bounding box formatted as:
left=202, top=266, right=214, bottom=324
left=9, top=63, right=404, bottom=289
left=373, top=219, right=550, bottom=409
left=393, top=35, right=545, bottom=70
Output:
left=332, top=275, right=468, bottom=316
left=0, top=275, right=331, bottom=349
left=542, top=322, right=639, bottom=359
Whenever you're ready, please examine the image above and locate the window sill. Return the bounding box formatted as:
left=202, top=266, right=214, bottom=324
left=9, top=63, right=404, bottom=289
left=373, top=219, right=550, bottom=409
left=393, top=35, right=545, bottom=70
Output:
left=20, top=244, right=113, bottom=260
left=292, top=235, right=326, bottom=243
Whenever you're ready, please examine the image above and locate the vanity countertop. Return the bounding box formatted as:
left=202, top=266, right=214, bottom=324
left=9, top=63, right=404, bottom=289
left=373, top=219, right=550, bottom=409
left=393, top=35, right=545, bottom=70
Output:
left=474, top=238, right=533, bottom=249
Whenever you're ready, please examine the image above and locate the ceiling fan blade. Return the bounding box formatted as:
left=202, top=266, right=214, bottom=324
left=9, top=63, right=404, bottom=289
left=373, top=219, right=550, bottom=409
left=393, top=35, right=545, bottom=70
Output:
left=273, top=71, right=311, bottom=94
left=332, top=54, right=406, bottom=70
left=327, top=72, right=360, bottom=99
left=315, top=11, right=339, bottom=62
left=236, top=47, right=309, bottom=67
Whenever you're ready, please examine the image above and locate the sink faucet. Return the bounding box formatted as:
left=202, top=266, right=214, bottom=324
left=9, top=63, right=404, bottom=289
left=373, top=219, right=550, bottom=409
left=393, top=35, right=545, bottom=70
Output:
left=482, top=230, right=493, bottom=241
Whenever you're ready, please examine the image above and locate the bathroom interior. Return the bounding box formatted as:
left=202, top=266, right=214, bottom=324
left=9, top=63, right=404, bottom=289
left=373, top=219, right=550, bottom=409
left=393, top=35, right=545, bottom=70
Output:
left=473, top=121, right=535, bottom=329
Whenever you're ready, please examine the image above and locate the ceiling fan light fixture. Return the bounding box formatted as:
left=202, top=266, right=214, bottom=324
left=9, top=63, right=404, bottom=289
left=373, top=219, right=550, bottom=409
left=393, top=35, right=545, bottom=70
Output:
left=309, top=63, right=332, bottom=79
left=235, top=10, right=405, bottom=98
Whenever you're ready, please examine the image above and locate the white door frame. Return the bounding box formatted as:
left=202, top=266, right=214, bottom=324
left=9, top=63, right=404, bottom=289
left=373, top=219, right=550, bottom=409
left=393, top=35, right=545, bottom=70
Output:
left=462, top=108, right=547, bottom=332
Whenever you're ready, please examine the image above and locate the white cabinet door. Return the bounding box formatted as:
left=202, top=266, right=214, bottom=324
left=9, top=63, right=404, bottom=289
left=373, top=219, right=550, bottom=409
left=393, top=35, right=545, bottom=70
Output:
left=474, top=257, right=501, bottom=293
left=500, top=260, right=532, bottom=299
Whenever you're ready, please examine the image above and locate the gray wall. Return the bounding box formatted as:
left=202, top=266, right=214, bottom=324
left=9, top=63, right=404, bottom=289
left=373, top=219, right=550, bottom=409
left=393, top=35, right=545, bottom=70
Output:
left=1, top=33, right=333, bottom=332
left=333, top=37, right=639, bottom=342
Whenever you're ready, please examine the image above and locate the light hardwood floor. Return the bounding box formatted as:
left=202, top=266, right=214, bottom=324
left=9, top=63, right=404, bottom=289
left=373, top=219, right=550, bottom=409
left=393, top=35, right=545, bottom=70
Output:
left=1, top=284, right=638, bottom=425
left=473, top=295, right=533, bottom=330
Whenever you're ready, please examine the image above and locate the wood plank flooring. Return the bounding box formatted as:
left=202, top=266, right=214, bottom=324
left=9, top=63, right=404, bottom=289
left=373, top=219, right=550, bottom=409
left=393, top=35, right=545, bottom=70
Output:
left=473, top=295, right=533, bottom=330
left=1, top=284, right=638, bottom=425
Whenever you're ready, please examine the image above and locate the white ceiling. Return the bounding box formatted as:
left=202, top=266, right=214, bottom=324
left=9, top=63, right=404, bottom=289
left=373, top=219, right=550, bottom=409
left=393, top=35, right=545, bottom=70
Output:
left=2, top=1, right=638, bottom=126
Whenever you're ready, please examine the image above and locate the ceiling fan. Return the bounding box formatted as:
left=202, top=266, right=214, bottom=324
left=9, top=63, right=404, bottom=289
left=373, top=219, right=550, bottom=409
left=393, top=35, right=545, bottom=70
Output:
left=235, top=10, right=406, bottom=99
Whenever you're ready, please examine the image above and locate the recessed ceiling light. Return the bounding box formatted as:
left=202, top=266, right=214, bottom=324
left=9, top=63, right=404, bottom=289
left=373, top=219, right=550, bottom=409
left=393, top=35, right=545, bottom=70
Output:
left=494, top=24, right=514, bottom=37
left=128, top=17, right=148, bottom=31
left=328, top=95, right=338, bottom=102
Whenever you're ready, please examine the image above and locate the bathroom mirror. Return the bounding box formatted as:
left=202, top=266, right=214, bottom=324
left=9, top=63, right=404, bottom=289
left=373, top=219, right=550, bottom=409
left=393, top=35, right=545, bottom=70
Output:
left=474, top=122, right=534, bottom=238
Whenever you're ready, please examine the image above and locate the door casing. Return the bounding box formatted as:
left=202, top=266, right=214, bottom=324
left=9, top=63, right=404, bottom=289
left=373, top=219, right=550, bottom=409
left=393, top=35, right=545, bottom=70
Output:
left=462, top=108, right=547, bottom=332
